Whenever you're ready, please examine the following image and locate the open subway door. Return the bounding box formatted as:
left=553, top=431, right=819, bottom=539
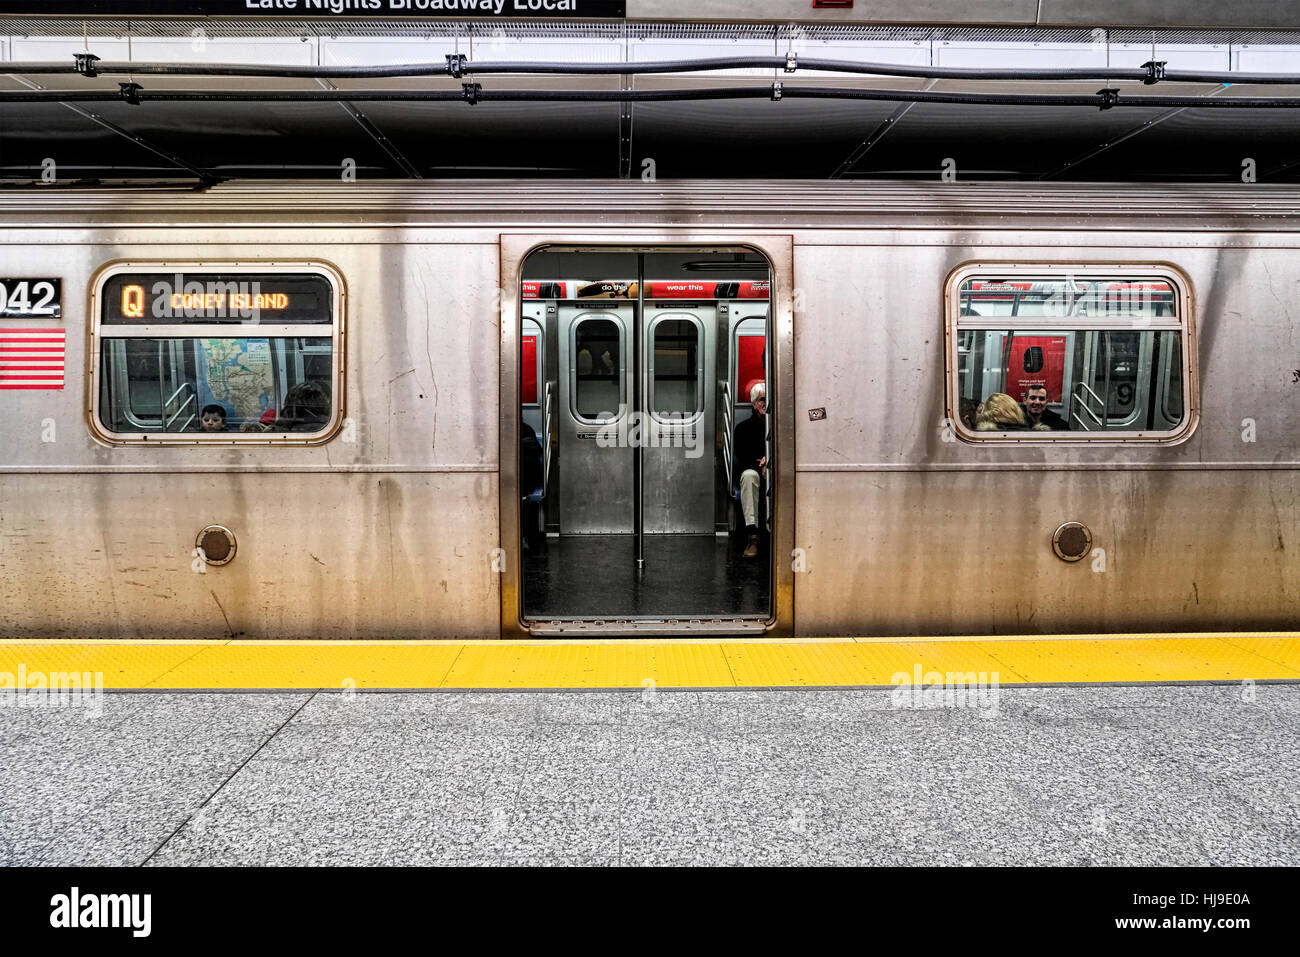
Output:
left=503, top=244, right=787, bottom=637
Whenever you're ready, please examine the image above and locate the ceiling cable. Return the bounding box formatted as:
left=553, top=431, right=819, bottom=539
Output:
left=3, top=84, right=1300, bottom=110
left=6, top=53, right=1300, bottom=86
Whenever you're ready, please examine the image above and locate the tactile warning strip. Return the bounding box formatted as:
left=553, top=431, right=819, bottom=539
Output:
left=0, top=633, right=1296, bottom=690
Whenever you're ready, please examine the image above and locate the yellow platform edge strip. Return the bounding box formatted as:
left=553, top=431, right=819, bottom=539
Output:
left=0, top=633, right=1297, bottom=690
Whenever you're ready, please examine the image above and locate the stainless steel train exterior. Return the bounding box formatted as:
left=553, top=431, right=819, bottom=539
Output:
left=0, top=180, right=1296, bottom=639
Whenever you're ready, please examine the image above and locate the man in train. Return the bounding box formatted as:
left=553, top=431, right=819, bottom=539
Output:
left=734, top=382, right=768, bottom=559
left=1021, top=385, right=1069, bottom=431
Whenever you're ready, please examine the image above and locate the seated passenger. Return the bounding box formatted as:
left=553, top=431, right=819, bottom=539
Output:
left=733, top=382, right=768, bottom=559
left=521, top=420, right=545, bottom=553
left=975, top=393, right=1034, bottom=431
left=199, top=404, right=228, bottom=432
left=275, top=381, right=331, bottom=432
left=1020, top=385, right=1069, bottom=431
left=958, top=397, right=979, bottom=431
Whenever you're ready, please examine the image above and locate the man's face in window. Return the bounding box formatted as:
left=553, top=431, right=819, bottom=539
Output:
left=1025, top=388, right=1048, bottom=415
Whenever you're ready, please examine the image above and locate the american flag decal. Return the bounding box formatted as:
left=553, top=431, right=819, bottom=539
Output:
left=0, top=328, right=66, bottom=390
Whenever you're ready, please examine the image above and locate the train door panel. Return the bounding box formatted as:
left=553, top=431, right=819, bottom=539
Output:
left=642, top=304, right=715, bottom=533
left=557, top=304, right=634, bottom=533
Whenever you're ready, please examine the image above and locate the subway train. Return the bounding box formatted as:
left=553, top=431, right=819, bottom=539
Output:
left=0, top=180, right=1295, bottom=639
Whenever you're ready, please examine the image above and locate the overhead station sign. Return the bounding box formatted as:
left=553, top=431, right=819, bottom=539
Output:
left=0, top=0, right=626, bottom=16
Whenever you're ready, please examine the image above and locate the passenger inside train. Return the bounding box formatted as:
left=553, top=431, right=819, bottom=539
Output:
left=975, top=393, right=1035, bottom=431
left=199, top=404, right=228, bottom=432
left=734, top=382, right=768, bottom=559
left=1022, top=384, right=1069, bottom=430
left=521, top=419, right=546, bottom=554
left=275, top=381, right=331, bottom=432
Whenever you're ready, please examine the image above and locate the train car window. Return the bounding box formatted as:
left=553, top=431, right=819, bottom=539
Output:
left=736, top=333, right=766, bottom=407
left=950, top=269, right=1192, bottom=439
left=573, top=317, right=623, bottom=422
left=650, top=316, right=702, bottom=419
left=92, top=267, right=342, bottom=442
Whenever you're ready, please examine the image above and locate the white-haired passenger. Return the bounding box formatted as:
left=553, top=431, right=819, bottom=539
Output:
left=733, top=382, right=768, bottom=559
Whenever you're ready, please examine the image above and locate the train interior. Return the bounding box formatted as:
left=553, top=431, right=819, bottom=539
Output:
left=95, top=271, right=338, bottom=437
left=518, top=249, right=773, bottom=623
left=956, top=277, right=1185, bottom=433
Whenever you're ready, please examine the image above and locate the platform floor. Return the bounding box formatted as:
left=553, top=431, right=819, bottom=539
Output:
left=522, top=533, right=770, bottom=619
left=2, top=685, right=1297, bottom=866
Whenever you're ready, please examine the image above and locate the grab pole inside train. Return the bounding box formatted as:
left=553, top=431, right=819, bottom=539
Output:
left=635, top=251, right=645, bottom=575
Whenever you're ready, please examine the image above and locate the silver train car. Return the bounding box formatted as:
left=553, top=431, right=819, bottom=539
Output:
left=0, top=180, right=1295, bottom=639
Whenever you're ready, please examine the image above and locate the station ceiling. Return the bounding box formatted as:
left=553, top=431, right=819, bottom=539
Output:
left=5, top=16, right=1300, bottom=184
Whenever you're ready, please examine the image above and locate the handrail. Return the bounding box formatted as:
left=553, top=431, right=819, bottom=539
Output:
left=1076, top=379, right=1107, bottom=413
left=1070, top=381, right=1106, bottom=430
left=719, top=380, right=735, bottom=492
left=163, top=382, right=196, bottom=432
left=541, top=380, right=555, bottom=497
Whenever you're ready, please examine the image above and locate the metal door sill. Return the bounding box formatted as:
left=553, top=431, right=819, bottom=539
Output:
left=526, top=618, right=770, bottom=636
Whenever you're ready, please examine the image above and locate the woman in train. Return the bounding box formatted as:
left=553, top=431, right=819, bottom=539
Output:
left=974, top=393, right=1039, bottom=432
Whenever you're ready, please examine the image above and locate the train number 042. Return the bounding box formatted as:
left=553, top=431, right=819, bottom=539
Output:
left=0, top=279, right=62, bottom=318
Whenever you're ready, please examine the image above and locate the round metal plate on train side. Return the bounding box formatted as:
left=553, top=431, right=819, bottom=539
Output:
left=196, top=525, right=237, bottom=566
left=1052, top=522, right=1092, bottom=562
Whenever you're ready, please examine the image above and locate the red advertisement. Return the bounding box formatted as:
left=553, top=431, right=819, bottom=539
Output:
left=522, top=335, right=538, bottom=405
left=522, top=280, right=770, bottom=300
left=1004, top=335, right=1067, bottom=404
left=737, top=334, right=766, bottom=403
left=646, top=281, right=769, bottom=300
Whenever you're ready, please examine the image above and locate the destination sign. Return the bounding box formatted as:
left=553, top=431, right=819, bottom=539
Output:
left=101, top=273, right=333, bottom=324
left=0, top=1, right=625, bottom=17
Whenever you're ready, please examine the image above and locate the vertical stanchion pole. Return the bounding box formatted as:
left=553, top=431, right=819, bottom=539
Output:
left=635, top=253, right=645, bottom=574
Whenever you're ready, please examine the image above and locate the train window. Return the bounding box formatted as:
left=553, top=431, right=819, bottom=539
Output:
left=949, top=268, right=1193, bottom=439
left=91, top=266, right=343, bottom=442
left=572, top=316, right=623, bottom=422
left=650, top=316, right=702, bottom=419
left=736, top=333, right=766, bottom=406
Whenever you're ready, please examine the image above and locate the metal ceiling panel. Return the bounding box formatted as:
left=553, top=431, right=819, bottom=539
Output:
left=0, top=100, right=202, bottom=178
left=339, top=99, right=624, bottom=176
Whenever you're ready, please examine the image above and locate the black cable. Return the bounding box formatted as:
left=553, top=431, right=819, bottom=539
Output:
left=8, top=55, right=1300, bottom=85
left=3, top=86, right=1300, bottom=109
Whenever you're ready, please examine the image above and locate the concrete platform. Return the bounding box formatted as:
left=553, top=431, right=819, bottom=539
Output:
left=2, top=685, right=1297, bottom=866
